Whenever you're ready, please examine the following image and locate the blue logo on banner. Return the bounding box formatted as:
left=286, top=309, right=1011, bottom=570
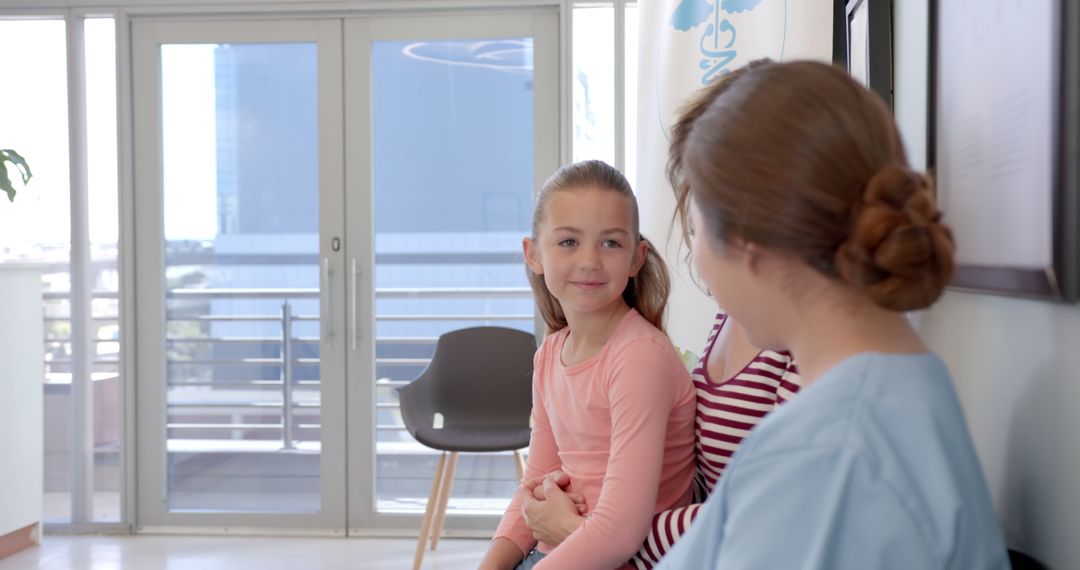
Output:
left=669, top=0, right=771, bottom=84
left=670, top=0, right=713, bottom=31
left=670, top=0, right=764, bottom=32
left=722, top=0, right=763, bottom=13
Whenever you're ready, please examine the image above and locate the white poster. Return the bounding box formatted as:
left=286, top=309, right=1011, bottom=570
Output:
left=937, top=0, right=1054, bottom=268
left=637, top=0, right=834, bottom=351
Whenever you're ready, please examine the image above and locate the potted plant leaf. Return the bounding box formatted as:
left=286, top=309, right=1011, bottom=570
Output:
left=0, top=149, right=32, bottom=202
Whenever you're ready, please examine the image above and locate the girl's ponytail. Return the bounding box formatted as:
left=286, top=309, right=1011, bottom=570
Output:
left=623, top=236, right=670, bottom=331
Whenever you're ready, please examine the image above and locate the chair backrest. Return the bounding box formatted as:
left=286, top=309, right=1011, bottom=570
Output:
left=405, top=326, right=536, bottom=429
left=1008, top=549, right=1047, bottom=570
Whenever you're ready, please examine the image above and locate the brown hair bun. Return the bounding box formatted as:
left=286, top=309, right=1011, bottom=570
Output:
left=834, top=165, right=955, bottom=311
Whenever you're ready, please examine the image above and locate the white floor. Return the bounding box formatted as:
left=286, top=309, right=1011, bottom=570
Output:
left=0, top=535, right=489, bottom=570
left=42, top=494, right=122, bottom=524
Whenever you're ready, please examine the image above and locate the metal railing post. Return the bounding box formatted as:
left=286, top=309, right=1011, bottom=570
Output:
left=281, top=301, right=296, bottom=450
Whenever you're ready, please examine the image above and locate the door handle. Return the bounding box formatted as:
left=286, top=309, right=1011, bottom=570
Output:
left=322, top=258, right=333, bottom=345
left=351, top=258, right=361, bottom=351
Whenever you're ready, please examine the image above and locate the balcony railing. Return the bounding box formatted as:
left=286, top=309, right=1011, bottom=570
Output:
left=43, top=286, right=533, bottom=451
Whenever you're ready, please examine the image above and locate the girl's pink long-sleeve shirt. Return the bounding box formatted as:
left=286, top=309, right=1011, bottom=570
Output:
left=494, top=309, right=697, bottom=569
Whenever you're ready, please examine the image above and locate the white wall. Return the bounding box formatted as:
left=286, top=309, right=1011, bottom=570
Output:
left=895, top=2, right=1080, bottom=568
left=0, top=266, right=43, bottom=541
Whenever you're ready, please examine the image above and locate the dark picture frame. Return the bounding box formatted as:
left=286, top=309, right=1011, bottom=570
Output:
left=932, top=0, right=1079, bottom=301
left=835, top=0, right=893, bottom=109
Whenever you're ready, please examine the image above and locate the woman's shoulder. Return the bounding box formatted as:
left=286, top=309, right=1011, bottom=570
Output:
left=757, top=349, right=801, bottom=383
left=756, top=348, right=796, bottom=370
left=747, top=352, right=954, bottom=453
left=827, top=352, right=952, bottom=403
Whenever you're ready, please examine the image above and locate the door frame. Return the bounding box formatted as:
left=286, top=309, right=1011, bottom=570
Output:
left=345, top=7, right=561, bottom=535
left=132, top=17, right=348, bottom=532
left=129, top=5, right=559, bottom=535
left=342, top=9, right=559, bottom=535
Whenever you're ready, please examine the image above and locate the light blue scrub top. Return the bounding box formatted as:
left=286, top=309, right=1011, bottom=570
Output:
left=656, top=352, right=1009, bottom=569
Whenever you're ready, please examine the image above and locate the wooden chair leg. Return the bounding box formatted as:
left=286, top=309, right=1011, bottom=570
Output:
left=513, top=449, right=526, bottom=481
left=429, top=451, right=459, bottom=551
left=413, top=451, right=448, bottom=570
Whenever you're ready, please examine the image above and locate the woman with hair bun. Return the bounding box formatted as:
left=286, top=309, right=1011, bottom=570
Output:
left=654, top=60, right=1009, bottom=568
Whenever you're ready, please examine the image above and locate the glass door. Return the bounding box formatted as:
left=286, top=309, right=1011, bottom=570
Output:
left=133, top=18, right=347, bottom=530
left=130, top=9, right=558, bottom=534
left=343, top=10, right=559, bottom=533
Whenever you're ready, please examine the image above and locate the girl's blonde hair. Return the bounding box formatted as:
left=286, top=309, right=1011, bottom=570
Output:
left=528, top=160, right=670, bottom=332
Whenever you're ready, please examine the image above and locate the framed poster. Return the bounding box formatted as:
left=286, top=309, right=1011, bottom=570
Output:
left=933, top=0, right=1078, bottom=301
left=843, top=0, right=892, bottom=108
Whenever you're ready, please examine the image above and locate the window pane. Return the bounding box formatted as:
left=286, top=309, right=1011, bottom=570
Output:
left=161, top=43, right=322, bottom=513
left=371, top=38, right=535, bottom=515
left=0, top=18, right=72, bottom=524
left=572, top=6, right=615, bottom=165
left=0, top=17, right=124, bottom=526
left=85, top=16, right=122, bottom=523
left=625, top=3, right=639, bottom=189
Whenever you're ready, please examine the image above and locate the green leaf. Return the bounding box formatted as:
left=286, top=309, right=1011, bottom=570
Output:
left=0, top=148, right=32, bottom=202
left=0, top=160, right=14, bottom=202
left=0, top=149, right=32, bottom=183
left=674, top=346, right=699, bottom=372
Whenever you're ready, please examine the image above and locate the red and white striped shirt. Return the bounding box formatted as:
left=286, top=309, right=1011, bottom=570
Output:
left=630, top=313, right=801, bottom=569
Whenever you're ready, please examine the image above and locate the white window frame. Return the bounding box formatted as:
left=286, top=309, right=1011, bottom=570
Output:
left=0, top=0, right=638, bottom=535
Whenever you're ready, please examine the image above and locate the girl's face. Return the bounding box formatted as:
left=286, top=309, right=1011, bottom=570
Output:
left=524, top=186, right=646, bottom=321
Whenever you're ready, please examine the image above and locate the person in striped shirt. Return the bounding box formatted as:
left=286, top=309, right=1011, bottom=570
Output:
left=517, top=60, right=803, bottom=569
left=628, top=311, right=802, bottom=568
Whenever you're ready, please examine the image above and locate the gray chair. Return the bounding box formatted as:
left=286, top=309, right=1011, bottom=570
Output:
left=1008, top=549, right=1047, bottom=570
left=398, top=326, right=536, bottom=570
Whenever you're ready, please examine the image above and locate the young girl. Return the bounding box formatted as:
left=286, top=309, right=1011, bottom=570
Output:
left=518, top=60, right=803, bottom=570
left=655, top=61, right=1009, bottom=567
left=478, top=160, right=697, bottom=570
